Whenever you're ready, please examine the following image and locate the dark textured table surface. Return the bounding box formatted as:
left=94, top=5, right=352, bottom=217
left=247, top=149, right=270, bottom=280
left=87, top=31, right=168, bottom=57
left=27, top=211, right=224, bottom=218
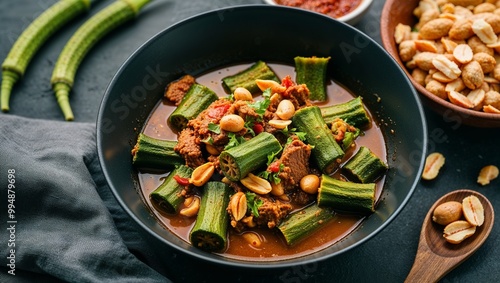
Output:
left=1, top=0, right=500, bottom=282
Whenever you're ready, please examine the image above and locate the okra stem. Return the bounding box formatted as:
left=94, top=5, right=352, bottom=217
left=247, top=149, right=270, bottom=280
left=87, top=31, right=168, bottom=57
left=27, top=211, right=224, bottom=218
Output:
left=51, top=0, right=151, bottom=120
left=1, top=0, right=91, bottom=112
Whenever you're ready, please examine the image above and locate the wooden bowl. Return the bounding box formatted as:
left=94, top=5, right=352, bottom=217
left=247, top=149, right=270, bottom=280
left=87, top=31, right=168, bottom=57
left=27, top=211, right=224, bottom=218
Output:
left=380, top=0, right=500, bottom=128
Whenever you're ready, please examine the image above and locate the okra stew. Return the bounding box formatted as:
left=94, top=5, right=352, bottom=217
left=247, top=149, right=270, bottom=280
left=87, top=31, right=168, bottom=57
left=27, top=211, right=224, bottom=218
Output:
left=133, top=57, right=388, bottom=261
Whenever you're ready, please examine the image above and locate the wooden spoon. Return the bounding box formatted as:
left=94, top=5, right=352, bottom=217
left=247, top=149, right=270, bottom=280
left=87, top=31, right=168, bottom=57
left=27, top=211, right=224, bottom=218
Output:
left=405, top=189, right=494, bottom=283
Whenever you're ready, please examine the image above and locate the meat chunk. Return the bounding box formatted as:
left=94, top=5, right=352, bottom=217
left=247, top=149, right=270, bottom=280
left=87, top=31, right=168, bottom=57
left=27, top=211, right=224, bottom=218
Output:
left=164, top=74, right=195, bottom=105
left=255, top=197, right=292, bottom=229
left=284, top=83, right=311, bottom=109
left=174, top=128, right=205, bottom=168
left=278, top=137, right=312, bottom=192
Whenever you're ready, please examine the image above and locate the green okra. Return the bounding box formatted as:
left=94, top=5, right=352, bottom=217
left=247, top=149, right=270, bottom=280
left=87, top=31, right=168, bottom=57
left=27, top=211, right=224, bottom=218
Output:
left=343, top=146, right=388, bottom=184
left=222, top=60, right=279, bottom=94
left=277, top=203, right=334, bottom=246
left=132, top=133, right=184, bottom=170
left=51, top=0, right=151, bottom=121
left=150, top=165, right=193, bottom=213
left=167, top=83, right=219, bottom=132
left=218, top=132, right=282, bottom=182
left=294, top=56, right=330, bottom=101
left=321, top=97, right=371, bottom=128
left=291, top=105, right=344, bottom=174
left=317, top=174, right=377, bottom=215
left=190, top=181, right=231, bottom=252
left=1, top=0, right=91, bottom=112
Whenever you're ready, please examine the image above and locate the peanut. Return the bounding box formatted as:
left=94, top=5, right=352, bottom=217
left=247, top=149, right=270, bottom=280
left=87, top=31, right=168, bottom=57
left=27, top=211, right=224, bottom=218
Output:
left=415, top=40, right=438, bottom=52
left=270, top=181, right=285, bottom=197
left=449, top=18, right=475, bottom=40
left=448, top=90, right=475, bottom=108
left=220, top=114, right=245, bottom=132
left=473, top=3, right=497, bottom=14
left=234, top=87, right=253, bottom=101
left=432, top=201, right=463, bottom=226
left=300, top=174, right=320, bottom=194
left=394, top=23, right=412, bottom=44
left=484, top=90, right=500, bottom=108
left=414, top=52, right=438, bottom=71
left=432, top=55, right=461, bottom=80
left=229, top=192, right=247, bottom=221
left=472, top=19, right=498, bottom=45
left=256, top=79, right=286, bottom=93
left=441, top=38, right=459, bottom=53
left=477, top=165, right=499, bottom=185
left=422, top=152, right=445, bottom=180
left=453, top=44, right=474, bottom=64
left=179, top=196, right=200, bottom=217
left=467, top=88, right=486, bottom=110
left=426, top=79, right=448, bottom=99
left=399, top=40, right=417, bottom=62
left=462, top=195, right=485, bottom=226
left=268, top=119, right=292, bottom=129
left=473, top=52, right=497, bottom=73
left=419, top=18, right=454, bottom=40
left=462, top=60, right=485, bottom=90
left=240, top=173, right=272, bottom=195
left=189, top=162, right=215, bottom=187
left=242, top=232, right=262, bottom=248
left=483, top=104, right=500, bottom=112
left=443, top=220, right=476, bottom=244
left=275, top=99, right=295, bottom=120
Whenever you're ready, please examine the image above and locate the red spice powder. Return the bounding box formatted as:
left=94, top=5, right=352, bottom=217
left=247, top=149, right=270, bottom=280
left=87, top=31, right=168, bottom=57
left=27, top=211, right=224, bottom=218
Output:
left=275, top=0, right=362, bottom=18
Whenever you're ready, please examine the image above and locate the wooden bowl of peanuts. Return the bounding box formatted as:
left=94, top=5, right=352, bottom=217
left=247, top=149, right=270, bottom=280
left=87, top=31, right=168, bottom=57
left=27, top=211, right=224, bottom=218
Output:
left=381, top=0, right=500, bottom=128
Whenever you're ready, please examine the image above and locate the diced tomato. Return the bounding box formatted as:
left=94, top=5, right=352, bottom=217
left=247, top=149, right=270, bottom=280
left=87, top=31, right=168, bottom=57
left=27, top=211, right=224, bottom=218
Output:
left=253, top=123, right=264, bottom=134
left=208, top=104, right=230, bottom=118
left=173, top=175, right=190, bottom=186
left=281, top=75, right=295, bottom=89
left=268, top=161, right=281, bottom=173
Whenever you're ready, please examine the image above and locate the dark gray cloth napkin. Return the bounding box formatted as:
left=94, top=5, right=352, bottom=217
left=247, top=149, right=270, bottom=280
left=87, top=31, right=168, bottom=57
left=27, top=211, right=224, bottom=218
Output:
left=0, top=114, right=169, bottom=282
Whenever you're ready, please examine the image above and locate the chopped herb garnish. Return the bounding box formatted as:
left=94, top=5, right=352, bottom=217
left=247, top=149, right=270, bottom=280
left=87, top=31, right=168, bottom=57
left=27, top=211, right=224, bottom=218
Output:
left=208, top=123, right=221, bottom=134
left=248, top=88, right=271, bottom=117
left=224, top=132, right=246, bottom=150
left=201, top=136, right=214, bottom=144
left=245, top=192, right=263, bottom=217
left=267, top=150, right=281, bottom=165
left=244, top=117, right=256, bottom=137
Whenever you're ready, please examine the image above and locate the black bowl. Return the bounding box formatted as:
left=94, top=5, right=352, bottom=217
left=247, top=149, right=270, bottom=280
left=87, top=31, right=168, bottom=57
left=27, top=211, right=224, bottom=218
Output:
left=97, top=5, right=427, bottom=268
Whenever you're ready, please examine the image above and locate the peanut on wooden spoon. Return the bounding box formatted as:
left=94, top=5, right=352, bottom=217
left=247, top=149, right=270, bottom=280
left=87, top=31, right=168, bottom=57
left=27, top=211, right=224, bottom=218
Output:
left=405, top=189, right=494, bottom=283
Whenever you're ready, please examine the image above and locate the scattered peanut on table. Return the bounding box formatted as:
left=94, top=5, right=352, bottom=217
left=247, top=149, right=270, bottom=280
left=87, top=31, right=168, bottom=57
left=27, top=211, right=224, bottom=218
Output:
left=394, top=0, right=500, bottom=114
left=477, top=164, right=499, bottom=185
left=422, top=152, right=446, bottom=180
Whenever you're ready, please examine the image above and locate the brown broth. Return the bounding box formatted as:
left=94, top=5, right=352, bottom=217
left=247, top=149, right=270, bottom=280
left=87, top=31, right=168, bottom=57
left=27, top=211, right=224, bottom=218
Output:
left=137, top=63, right=386, bottom=261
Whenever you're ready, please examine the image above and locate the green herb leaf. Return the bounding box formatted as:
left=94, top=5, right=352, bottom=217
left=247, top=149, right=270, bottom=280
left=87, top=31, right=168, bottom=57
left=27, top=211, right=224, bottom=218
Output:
left=267, top=150, right=282, bottom=165
left=201, top=136, right=214, bottom=144
left=245, top=192, right=263, bottom=217
left=224, top=132, right=246, bottom=150
left=208, top=123, right=221, bottom=134
left=248, top=88, right=271, bottom=117
left=244, top=117, right=256, bottom=137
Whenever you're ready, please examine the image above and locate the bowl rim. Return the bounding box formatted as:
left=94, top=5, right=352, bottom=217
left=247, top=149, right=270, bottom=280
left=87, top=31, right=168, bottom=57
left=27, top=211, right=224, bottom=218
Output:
left=97, top=4, right=427, bottom=268
left=262, top=0, right=373, bottom=23
left=379, top=0, right=500, bottom=126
